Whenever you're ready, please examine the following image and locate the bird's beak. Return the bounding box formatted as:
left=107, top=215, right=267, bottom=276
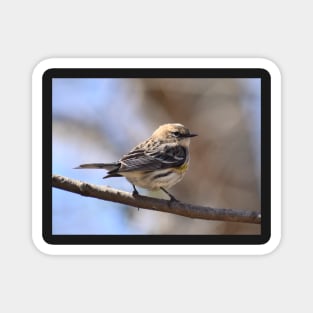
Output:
left=188, top=133, right=198, bottom=137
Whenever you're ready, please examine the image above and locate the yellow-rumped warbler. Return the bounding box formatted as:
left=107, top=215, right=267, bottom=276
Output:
left=75, top=123, right=197, bottom=200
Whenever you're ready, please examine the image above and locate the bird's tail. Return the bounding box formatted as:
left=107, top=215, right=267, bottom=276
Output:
left=74, top=162, right=120, bottom=171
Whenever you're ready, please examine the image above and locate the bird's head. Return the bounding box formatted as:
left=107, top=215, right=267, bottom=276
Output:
left=152, top=123, right=197, bottom=146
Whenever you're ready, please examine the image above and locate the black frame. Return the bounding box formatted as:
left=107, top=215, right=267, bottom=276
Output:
left=43, top=68, right=271, bottom=245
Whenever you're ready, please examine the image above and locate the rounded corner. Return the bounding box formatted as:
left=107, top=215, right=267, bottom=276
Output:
left=32, top=58, right=58, bottom=81
left=258, top=232, right=281, bottom=255
left=32, top=232, right=55, bottom=256
left=256, top=57, right=282, bottom=80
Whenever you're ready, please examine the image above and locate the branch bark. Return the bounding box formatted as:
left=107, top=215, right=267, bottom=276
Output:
left=52, top=174, right=261, bottom=224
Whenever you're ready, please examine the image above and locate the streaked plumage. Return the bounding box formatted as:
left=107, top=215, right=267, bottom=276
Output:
left=75, top=123, right=197, bottom=200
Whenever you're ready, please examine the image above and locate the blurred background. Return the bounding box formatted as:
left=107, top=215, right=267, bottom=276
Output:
left=52, top=77, right=261, bottom=235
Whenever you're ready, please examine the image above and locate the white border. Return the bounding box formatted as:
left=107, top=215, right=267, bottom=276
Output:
left=32, top=58, right=281, bottom=255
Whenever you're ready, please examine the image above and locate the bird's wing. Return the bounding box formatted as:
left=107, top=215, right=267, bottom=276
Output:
left=118, top=144, right=187, bottom=172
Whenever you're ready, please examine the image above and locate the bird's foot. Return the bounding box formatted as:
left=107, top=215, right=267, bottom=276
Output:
left=160, top=187, right=178, bottom=202
left=131, top=184, right=141, bottom=210
left=132, top=184, right=139, bottom=196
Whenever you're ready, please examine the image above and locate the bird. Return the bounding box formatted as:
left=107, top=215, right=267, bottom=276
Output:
left=75, top=123, right=197, bottom=201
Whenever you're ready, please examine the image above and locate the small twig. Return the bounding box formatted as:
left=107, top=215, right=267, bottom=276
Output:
left=52, top=174, right=261, bottom=224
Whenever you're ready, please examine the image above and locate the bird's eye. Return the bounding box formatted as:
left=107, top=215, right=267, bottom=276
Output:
left=172, top=131, right=180, bottom=137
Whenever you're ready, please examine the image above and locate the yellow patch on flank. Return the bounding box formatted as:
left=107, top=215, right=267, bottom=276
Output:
left=174, top=163, right=189, bottom=173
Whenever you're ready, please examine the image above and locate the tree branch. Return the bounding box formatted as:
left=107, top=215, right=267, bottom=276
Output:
left=52, top=174, right=261, bottom=224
